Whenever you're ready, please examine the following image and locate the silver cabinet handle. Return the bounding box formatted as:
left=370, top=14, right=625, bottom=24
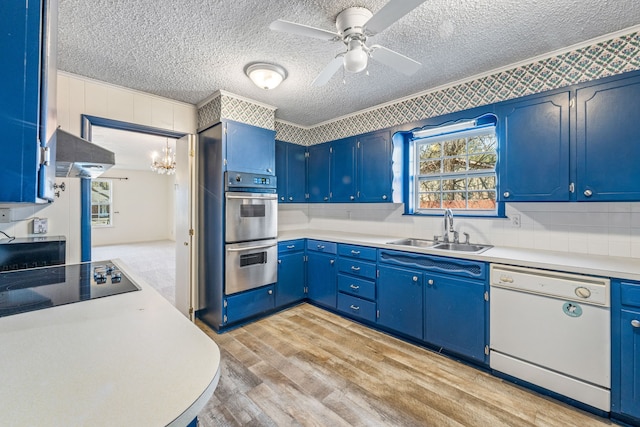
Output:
left=289, top=196, right=293, bottom=201
left=266, top=168, right=273, bottom=173
left=317, top=244, right=325, bottom=250
left=584, top=189, right=593, bottom=197
left=382, top=195, right=387, bottom=200
left=349, top=305, right=360, bottom=311
left=286, top=245, right=295, bottom=249
left=351, top=266, right=361, bottom=271
left=632, top=319, right=640, bottom=328
left=278, top=259, right=282, bottom=264
left=351, top=250, right=360, bottom=255
left=280, top=196, right=285, bottom=201
left=330, top=259, right=335, bottom=265
left=503, top=191, right=510, bottom=198
left=324, top=196, right=329, bottom=201
left=350, top=195, right=355, bottom=200
left=268, top=289, right=273, bottom=295
left=412, top=276, right=418, bottom=282
left=428, top=279, right=434, bottom=286
left=350, top=284, right=360, bottom=290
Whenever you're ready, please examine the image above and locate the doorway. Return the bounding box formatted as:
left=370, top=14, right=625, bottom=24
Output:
left=80, top=115, right=194, bottom=316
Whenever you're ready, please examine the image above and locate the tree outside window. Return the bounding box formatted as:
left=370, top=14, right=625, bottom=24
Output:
left=91, top=179, right=113, bottom=226
left=414, top=127, right=497, bottom=214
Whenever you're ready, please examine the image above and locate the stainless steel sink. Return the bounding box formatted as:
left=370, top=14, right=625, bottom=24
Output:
left=431, top=242, right=492, bottom=254
left=387, top=238, right=436, bottom=248
left=387, top=238, right=492, bottom=254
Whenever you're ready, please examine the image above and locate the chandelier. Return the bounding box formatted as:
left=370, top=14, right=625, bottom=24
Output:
left=151, top=139, right=176, bottom=175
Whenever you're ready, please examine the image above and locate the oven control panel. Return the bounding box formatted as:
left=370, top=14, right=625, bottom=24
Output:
left=226, top=171, right=277, bottom=191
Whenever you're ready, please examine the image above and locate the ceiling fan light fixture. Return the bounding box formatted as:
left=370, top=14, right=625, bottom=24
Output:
left=245, top=63, right=287, bottom=90
left=344, top=40, right=368, bottom=73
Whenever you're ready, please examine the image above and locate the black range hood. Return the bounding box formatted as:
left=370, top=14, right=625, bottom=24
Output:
left=55, top=129, right=115, bottom=178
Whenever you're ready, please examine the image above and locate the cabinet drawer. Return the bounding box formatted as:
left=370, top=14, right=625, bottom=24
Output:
left=278, top=239, right=305, bottom=254
left=338, top=244, right=377, bottom=261
left=338, top=274, right=376, bottom=301
left=378, top=249, right=486, bottom=280
left=337, top=293, right=376, bottom=323
left=621, top=281, right=640, bottom=308
left=307, top=239, right=337, bottom=254
left=225, top=285, right=275, bottom=325
left=337, top=258, right=376, bottom=280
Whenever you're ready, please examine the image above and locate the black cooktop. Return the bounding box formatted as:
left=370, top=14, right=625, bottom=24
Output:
left=0, top=260, right=139, bottom=318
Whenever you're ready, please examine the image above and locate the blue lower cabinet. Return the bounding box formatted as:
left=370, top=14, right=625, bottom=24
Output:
left=612, top=279, right=640, bottom=423
left=377, top=265, right=424, bottom=340
left=424, top=272, right=487, bottom=363
left=276, top=251, right=306, bottom=308
left=337, top=293, right=376, bottom=322
left=307, top=251, right=337, bottom=309
left=224, top=285, right=275, bottom=325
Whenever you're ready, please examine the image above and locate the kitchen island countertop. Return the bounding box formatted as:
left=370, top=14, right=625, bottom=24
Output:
left=0, top=259, right=220, bottom=427
left=279, top=229, right=640, bottom=282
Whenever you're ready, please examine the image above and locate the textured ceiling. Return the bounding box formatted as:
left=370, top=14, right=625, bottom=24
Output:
left=58, top=0, right=640, bottom=126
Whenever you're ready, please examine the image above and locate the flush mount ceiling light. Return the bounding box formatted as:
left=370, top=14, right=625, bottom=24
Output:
left=245, top=63, right=287, bottom=90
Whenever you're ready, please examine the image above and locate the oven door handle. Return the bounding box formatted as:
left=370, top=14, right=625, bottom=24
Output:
left=226, top=243, right=277, bottom=252
left=226, top=194, right=277, bottom=200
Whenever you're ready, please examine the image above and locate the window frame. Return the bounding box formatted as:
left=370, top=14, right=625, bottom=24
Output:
left=406, top=120, right=504, bottom=217
left=90, top=179, right=114, bottom=227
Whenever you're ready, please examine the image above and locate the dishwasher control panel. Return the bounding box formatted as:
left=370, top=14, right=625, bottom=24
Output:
left=490, top=264, right=610, bottom=306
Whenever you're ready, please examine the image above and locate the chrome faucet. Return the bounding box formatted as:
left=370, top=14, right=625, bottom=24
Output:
left=443, top=209, right=454, bottom=242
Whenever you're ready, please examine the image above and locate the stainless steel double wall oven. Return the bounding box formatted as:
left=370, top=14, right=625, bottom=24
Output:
left=224, top=172, right=278, bottom=295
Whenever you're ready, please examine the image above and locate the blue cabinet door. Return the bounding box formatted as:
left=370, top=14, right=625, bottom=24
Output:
left=576, top=73, right=640, bottom=201
left=377, top=265, right=423, bottom=340
left=358, top=130, right=392, bottom=202
left=307, top=251, right=337, bottom=308
left=287, top=143, right=307, bottom=202
left=276, top=140, right=307, bottom=203
left=275, top=140, right=287, bottom=202
left=424, top=272, right=487, bottom=363
left=496, top=91, right=570, bottom=202
left=276, top=251, right=306, bottom=307
left=620, top=309, right=640, bottom=418
left=330, top=137, right=357, bottom=202
left=307, top=143, right=331, bottom=202
left=225, top=120, right=276, bottom=175
left=225, top=285, right=275, bottom=325
left=1, top=0, right=56, bottom=203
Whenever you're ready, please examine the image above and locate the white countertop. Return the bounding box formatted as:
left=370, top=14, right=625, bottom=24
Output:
left=0, top=260, right=220, bottom=427
left=279, top=230, right=640, bottom=281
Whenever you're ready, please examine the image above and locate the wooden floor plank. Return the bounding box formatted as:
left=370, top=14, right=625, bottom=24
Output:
left=197, top=304, right=611, bottom=427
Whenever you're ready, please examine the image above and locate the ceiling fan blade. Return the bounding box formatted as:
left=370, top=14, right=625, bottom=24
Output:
left=269, top=19, right=340, bottom=41
left=312, top=57, right=344, bottom=87
left=364, top=0, right=427, bottom=35
left=369, top=45, right=421, bottom=76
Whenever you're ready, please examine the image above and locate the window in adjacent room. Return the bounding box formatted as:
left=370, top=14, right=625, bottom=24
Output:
left=408, top=115, right=500, bottom=216
left=91, top=179, right=113, bottom=226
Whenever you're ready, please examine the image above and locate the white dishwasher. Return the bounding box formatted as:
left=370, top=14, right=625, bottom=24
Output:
left=489, top=264, right=610, bottom=411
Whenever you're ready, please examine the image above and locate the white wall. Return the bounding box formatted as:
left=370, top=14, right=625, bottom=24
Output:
left=0, top=72, right=197, bottom=263
left=92, top=170, right=174, bottom=247
left=279, top=201, right=640, bottom=259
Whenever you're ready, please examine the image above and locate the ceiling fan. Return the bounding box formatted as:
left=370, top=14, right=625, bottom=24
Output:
left=270, top=0, right=427, bottom=87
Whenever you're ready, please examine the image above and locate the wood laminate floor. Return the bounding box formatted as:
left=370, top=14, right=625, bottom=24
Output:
left=196, top=304, right=610, bottom=427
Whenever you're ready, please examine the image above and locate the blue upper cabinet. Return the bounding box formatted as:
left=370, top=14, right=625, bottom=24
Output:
left=330, top=137, right=357, bottom=202
left=1, top=0, right=57, bottom=203
left=576, top=73, right=640, bottom=201
left=357, top=130, right=392, bottom=202
left=496, top=91, right=570, bottom=202
left=224, top=120, right=276, bottom=175
left=275, top=140, right=306, bottom=203
left=307, top=143, right=331, bottom=202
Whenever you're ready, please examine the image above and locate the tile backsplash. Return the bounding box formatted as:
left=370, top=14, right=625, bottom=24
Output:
left=278, top=202, right=640, bottom=259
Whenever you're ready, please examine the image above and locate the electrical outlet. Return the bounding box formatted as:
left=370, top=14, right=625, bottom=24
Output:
left=511, top=214, right=521, bottom=228
left=33, top=218, right=48, bottom=234
left=0, top=208, right=10, bottom=223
